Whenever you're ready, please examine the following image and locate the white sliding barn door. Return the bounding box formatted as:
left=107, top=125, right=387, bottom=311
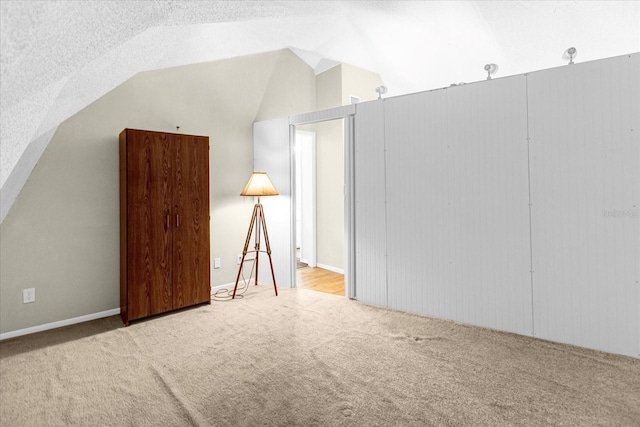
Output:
left=527, top=54, right=640, bottom=357
left=333, top=54, right=638, bottom=357
left=253, top=118, right=295, bottom=289
left=382, top=77, right=533, bottom=336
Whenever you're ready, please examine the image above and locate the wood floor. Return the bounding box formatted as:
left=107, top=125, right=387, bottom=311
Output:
left=297, top=266, right=344, bottom=296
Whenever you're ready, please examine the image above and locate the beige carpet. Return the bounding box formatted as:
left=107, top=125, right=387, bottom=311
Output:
left=1, top=285, right=639, bottom=426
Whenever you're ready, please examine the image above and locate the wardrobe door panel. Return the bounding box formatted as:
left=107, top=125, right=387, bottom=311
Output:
left=172, top=135, right=210, bottom=308
left=127, top=130, right=173, bottom=319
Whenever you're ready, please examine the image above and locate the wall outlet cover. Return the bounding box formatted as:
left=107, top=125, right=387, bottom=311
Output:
left=23, top=288, right=35, bottom=304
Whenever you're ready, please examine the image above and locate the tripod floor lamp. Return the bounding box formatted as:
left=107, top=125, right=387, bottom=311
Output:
left=232, top=172, right=279, bottom=299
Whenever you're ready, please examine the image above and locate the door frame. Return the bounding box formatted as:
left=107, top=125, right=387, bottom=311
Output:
left=289, top=105, right=356, bottom=299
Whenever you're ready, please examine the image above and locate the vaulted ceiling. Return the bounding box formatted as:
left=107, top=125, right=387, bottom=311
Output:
left=1, top=1, right=639, bottom=220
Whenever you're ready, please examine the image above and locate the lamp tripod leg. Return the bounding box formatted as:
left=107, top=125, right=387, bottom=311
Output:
left=254, top=207, right=260, bottom=287
left=232, top=205, right=258, bottom=299
left=231, top=202, right=277, bottom=298
left=259, top=204, right=278, bottom=296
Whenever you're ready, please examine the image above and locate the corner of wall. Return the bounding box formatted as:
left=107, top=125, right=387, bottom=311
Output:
left=253, top=49, right=316, bottom=122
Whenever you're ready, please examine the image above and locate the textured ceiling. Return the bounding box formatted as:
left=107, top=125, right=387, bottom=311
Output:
left=1, top=0, right=639, bottom=220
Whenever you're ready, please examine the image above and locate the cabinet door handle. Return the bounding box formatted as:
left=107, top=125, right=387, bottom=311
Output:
left=176, top=213, right=180, bottom=228
left=166, top=212, right=170, bottom=230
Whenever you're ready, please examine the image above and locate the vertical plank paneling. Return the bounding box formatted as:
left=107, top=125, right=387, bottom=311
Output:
left=528, top=54, right=640, bottom=357
left=353, top=101, right=387, bottom=306
left=253, top=118, right=294, bottom=288
left=382, top=77, right=532, bottom=335
left=250, top=53, right=637, bottom=357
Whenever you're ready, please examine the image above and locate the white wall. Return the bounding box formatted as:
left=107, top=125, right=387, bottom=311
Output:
left=381, top=76, right=533, bottom=336
left=353, top=53, right=639, bottom=358
left=314, top=120, right=344, bottom=271
left=253, top=118, right=294, bottom=290
left=527, top=54, right=640, bottom=356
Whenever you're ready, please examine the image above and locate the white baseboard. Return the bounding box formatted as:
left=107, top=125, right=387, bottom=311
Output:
left=0, top=308, right=121, bottom=341
left=316, top=263, right=344, bottom=275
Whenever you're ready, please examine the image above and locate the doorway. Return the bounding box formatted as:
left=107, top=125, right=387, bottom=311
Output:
left=252, top=107, right=355, bottom=299
left=294, top=120, right=346, bottom=296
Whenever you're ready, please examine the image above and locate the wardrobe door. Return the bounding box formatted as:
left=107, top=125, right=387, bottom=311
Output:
left=172, top=134, right=210, bottom=308
left=127, top=130, right=173, bottom=320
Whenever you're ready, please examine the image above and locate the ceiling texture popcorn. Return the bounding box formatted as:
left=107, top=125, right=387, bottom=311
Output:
left=1, top=1, right=638, bottom=221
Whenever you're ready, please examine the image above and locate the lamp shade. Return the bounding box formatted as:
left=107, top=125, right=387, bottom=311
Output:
left=240, top=172, right=279, bottom=197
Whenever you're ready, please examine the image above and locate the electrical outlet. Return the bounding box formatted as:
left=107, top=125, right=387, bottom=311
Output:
left=23, top=288, right=35, bottom=304
left=214, top=258, right=221, bottom=269
left=237, top=254, right=243, bottom=265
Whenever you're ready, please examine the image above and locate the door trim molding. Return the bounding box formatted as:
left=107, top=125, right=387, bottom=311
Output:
left=288, top=107, right=356, bottom=299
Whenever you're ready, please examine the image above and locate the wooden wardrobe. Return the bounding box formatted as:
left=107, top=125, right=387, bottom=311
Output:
left=119, top=128, right=210, bottom=325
